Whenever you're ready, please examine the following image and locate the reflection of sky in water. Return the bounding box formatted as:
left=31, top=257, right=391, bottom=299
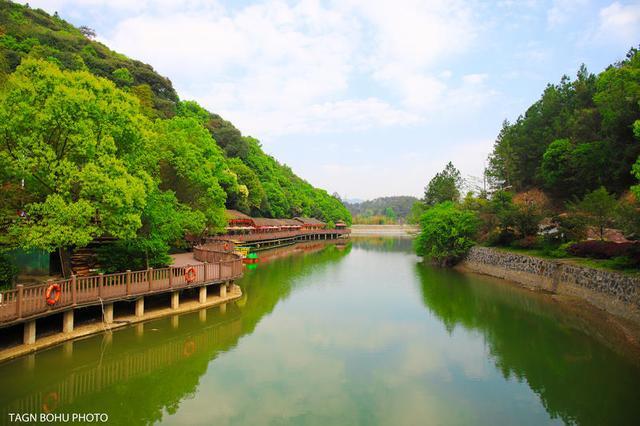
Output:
left=163, top=243, right=561, bottom=425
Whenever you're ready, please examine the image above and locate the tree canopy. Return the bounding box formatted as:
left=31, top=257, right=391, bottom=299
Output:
left=486, top=49, right=640, bottom=200
left=423, top=162, right=462, bottom=206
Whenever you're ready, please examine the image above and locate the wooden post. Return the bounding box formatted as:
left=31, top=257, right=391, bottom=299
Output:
left=203, top=261, right=207, bottom=283
left=17, top=284, right=23, bottom=319
left=71, top=274, right=77, bottom=305
left=126, top=270, right=131, bottom=296
left=23, top=320, right=36, bottom=345
left=98, top=273, right=104, bottom=298
left=148, top=267, right=153, bottom=291
left=63, top=310, right=74, bottom=333
left=169, top=266, right=173, bottom=288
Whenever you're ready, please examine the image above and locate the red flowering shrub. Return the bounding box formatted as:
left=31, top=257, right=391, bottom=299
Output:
left=568, top=241, right=640, bottom=262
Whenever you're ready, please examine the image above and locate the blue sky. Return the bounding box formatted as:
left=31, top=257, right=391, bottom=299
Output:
left=18, top=0, right=640, bottom=200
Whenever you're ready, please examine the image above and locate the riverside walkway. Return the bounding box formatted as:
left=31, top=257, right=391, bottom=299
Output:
left=218, top=228, right=350, bottom=249
left=0, top=245, right=243, bottom=348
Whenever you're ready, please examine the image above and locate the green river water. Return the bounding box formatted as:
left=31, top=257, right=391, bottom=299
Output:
left=1, top=237, right=639, bottom=425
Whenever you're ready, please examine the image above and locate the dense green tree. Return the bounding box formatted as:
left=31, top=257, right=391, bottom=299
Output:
left=152, top=116, right=228, bottom=233
left=414, top=202, right=479, bottom=266
left=541, top=139, right=607, bottom=197
left=423, top=162, right=462, bottom=206
left=486, top=51, right=640, bottom=197
left=0, top=59, right=149, bottom=251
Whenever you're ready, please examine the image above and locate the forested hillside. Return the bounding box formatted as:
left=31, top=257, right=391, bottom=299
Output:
left=0, top=1, right=350, bottom=270
left=344, top=196, right=418, bottom=224
left=486, top=48, right=640, bottom=200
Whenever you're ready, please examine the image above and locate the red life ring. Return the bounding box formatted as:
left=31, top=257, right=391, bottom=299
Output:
left=45, top=284, right=61, bottom=306
left=224, top=242, right=230, bottom=251
left=184, top=267, right=197, bottom=283
left=42, top=391, right=59, bottom=413
left=183, top=339, right=196, bottom=357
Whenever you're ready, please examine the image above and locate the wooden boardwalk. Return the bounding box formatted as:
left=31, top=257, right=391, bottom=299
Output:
left=0, top=247, right=243, bottom=328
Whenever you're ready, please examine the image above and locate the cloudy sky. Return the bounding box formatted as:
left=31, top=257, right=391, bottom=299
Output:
left=18, top=0, right=640, bottom=200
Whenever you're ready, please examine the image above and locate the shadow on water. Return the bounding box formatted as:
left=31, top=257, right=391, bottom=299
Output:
left=0, top=241, right=351, bottom=425
left=415, top=265, right=640, bottom=426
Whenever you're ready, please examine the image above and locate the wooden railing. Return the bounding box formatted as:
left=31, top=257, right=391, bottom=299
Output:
left=0, top=249, right=243, bottom=326
left=223, top=228, right=351, bottom=243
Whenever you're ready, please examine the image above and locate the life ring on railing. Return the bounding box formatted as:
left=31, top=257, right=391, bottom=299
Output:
left=223, top=242, right=230, bottom=251
left=42, top=391, right=59, bottom=413
left=184, top=267, right=197, bottom=283
left=183, top=339, right=196, bottom=357
left=45, top=284, right=61, bottom=306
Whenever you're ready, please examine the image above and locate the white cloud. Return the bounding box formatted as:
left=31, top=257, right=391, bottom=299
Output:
left=595, top=2, right=640, bottom=44
left=547, top=0, right=589, bottom=27
left=85, top=0, right=483, bottom=137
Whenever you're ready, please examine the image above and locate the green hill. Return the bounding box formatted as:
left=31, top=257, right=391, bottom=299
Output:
left=344, top=196, right=419, bottom=224
left=0, top=0, right=350, bottom=271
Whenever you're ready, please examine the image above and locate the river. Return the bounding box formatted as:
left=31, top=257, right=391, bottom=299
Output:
left=1, top=237, right=639, bottom=425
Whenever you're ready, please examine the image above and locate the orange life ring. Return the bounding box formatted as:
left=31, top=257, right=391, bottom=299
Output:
left=224, top=242, right=230, bottom=251
left=42, top=391, right=59, bottom=413
left=184, top=267, right=197, bottom=283
left=45, top=284, right=61, bottom=306
left=183, top=339, right=196, bottom=357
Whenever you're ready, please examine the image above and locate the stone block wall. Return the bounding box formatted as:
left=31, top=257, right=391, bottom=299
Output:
left=461, top=246, right=640, bottom=323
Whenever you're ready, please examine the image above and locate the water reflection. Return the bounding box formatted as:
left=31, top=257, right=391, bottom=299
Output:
left=1, top=238, right=639, bottom=426
left=416, top=266, right=640, bottom=425
left=0, top=242, right=350, bottom=425
left=351, top=235, right=414, bottom=253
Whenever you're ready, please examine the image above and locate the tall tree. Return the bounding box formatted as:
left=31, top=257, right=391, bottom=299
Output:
left=424, top=162, right=463, bottom=206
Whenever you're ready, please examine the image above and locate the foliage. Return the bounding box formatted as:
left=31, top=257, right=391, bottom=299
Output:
left=570, top=187, right=617, bottom=240
left=0, top=59, right=149, bottom=251
left=423, top=162, right=462, bottom=206
left=344, top=196, right=419, bottom=222
left=486, top=50, right=640, bottom=198
left=0, top=1, right=178, bottom=117
left=567, top=240, right=640, bottom=264
left=0, top=252, right=18, bottom=288
left=353, top=215, right=397, bottom=225
left=414, top=202, right=479, bottom=267
left=407, top=201, right=427, bottom=224
left=616, top=192, right=640, bottom=240
left=541, top=139, right=607, bottom=198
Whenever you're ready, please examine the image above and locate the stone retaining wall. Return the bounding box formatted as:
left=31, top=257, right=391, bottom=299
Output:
left=460, top=246, right=640, bottom=325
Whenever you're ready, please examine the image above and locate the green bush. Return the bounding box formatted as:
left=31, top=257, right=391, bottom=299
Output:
left=0, top=253, right=18, bottom=288
left=414, top=202, right=479, bottom=267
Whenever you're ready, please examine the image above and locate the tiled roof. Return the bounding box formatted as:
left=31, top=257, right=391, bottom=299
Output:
left=294, top=217, right=326, bottom=225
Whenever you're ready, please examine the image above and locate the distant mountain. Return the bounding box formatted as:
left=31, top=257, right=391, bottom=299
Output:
left=343, top=196, right=419, bottom=222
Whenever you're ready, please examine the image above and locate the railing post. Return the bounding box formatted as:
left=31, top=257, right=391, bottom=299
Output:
left=148, top=267, right=153, bottom=291
left=71, top=274, right=77, bottom=305
left=169, top=266, right=173, bottom=288
left=17, top=284, right=23, bottom=319
left=98, top=273, right=104, bottom=298
left=126, top=270, right=131, bottom=296
left=203, top=261, right=208, bottom=283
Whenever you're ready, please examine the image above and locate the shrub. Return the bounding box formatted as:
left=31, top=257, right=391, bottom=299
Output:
left=567, top=241, right=640, bottom=263
left=485, top=228, right=517, bottom=247
left=511, top=236, right=539, bottom=249
left=414, top=202, right=479, bottom=267
left=0, top=253, right=18, bottom=288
